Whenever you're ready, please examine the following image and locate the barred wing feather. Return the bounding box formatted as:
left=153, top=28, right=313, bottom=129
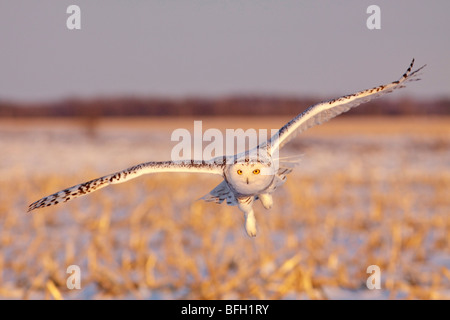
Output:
left=28, top=160, right=223, bottom=212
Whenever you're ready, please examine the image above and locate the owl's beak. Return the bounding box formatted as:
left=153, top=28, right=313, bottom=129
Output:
left=246, top=178, right=249, bottom=184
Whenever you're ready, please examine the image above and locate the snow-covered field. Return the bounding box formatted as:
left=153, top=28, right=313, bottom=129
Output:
left=0, top=116, right=449, bottom=299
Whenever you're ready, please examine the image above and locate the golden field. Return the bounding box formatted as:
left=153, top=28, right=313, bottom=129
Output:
left=0, top=116, right=449, bottom=299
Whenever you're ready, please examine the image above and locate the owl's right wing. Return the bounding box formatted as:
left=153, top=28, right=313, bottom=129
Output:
left=28, top=160, right=224, bottom=212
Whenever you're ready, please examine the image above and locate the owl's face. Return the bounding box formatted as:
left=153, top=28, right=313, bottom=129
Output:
left=225, top=160, right=275, bottom=195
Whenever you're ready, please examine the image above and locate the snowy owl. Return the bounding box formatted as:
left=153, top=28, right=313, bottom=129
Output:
left=28, top=59, right=425, bottom=237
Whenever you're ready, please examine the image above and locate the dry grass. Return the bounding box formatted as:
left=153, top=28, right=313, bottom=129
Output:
left=0, top=116, right=449, bottom=299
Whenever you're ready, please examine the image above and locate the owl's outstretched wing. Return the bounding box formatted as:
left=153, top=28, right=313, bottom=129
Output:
left=28, top=160, right=224, bottom=212
left=268, top=59, right=426, bottom=152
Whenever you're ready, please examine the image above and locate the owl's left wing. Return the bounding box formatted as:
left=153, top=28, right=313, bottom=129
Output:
left=28, top=160, right=224, bottom=212
left=268, top=59, right=426, bottom=152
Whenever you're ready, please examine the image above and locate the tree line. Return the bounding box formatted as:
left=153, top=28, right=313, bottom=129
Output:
left=0, top=96, right=448, bottom=118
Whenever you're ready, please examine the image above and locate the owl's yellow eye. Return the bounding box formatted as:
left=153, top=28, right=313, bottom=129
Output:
left=237, top=169, right=243, bottom=175
left=253, top=169, right=260, bottom=175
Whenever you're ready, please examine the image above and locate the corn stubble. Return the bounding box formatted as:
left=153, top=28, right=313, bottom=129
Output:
left=0, top=117, right=448, bottom=299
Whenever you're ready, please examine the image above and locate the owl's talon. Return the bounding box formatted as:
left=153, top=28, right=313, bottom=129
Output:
left=244, top=210, right=257, bottom=237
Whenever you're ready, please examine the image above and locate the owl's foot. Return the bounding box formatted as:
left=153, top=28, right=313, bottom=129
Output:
left=259, top=193, right=273, bottom=210
left=244, top=210, right=257, bottom=237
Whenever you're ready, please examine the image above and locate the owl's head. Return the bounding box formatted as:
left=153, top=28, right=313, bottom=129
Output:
left=225, top=156, right=275, bottom=195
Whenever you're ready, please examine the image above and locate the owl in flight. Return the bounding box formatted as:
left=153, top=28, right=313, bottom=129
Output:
left=28, top=59, right=425, bottom=237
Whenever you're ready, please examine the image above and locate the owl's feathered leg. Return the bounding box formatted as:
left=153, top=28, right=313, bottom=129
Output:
left=259, top=193, right=273, bottom=210
left=237, top=196, right=257, bottom=237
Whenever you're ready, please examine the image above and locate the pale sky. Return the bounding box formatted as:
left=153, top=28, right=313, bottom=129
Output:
left=0, top=0, right=449, bottom=102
